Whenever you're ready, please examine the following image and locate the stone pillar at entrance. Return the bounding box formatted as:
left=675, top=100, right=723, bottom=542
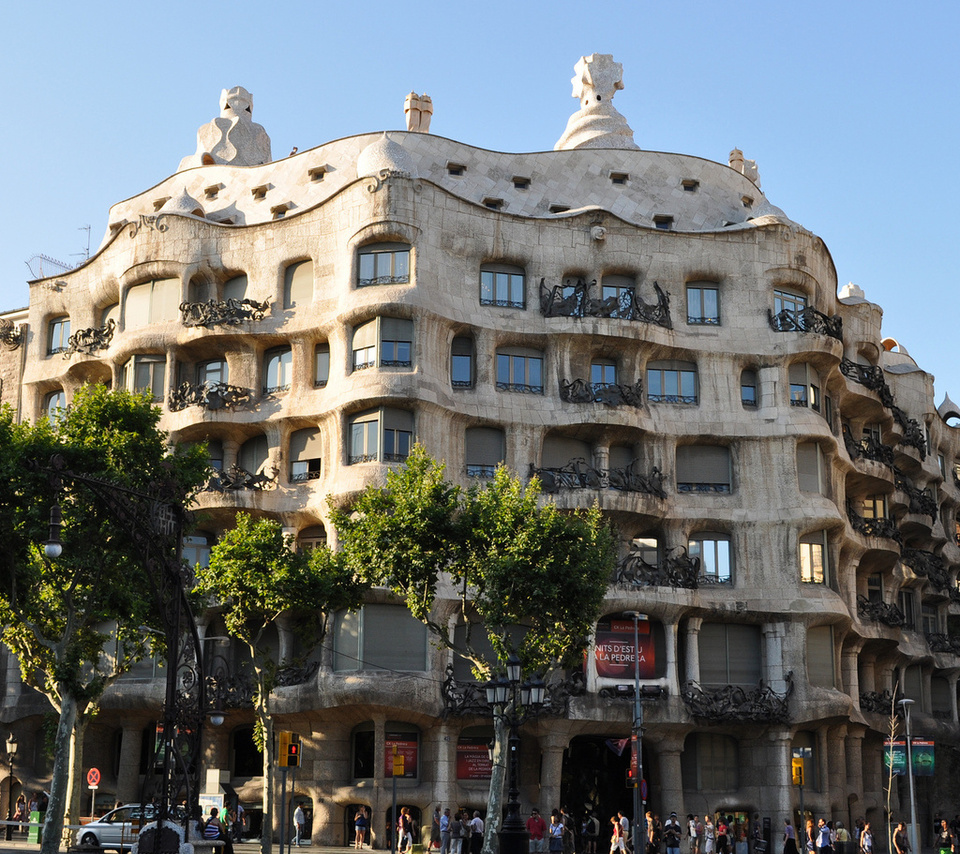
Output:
left=653, top=736, right=685, bottom=819
left=538, top=732, right=567, bottom=815
left=115, top=726, right=143, bottom=804
left=766, top=730, right=793, bottom=824
left=684, top=618, right=702, bottom=685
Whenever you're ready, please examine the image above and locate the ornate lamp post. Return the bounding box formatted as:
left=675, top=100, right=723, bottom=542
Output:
left=623, top=612, right=648, bottom=854
left=898, top=699, right=919, bottom=854
left=485, top=653, right=545, bottom=854
left=5, top=732, right=18, bottom=841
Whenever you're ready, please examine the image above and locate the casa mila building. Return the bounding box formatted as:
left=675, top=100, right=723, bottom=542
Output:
left=1, top=54, right=958, bottom=847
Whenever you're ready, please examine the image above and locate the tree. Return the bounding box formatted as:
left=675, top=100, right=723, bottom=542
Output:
left=333, top=446, right=615, bottom=854
left=195, top=513, right=366, bottom=854
left=0, top=385, right=209, bottom=854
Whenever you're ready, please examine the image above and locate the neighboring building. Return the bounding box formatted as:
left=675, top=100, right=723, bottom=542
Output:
left=3, top=56, right=960, bottom=846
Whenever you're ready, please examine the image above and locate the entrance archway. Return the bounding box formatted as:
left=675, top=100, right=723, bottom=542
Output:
left=562, top=736, right=644, bottom=833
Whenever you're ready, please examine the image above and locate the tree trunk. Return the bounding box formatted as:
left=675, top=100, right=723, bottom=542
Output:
left=64, top=713, right=89, bottom=848
left=482, top=715, right=508, bottom=854
left=40, top=690, right=78, bottom=854
left=260, top=697, right=274, bottom=854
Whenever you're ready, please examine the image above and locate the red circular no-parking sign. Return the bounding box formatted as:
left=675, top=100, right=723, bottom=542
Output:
left=86, top=768, right=100, bottom=787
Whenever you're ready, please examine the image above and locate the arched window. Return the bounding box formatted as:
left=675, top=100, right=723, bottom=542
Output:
left=44, top=390, right=67, bottom=423
left=358, top=243, right=410, bottom=286
left=284, top=260, right=313, bottom=308
left=351, top=722, right=375, bottom=779
left=264, top=347, right=293, bottom=393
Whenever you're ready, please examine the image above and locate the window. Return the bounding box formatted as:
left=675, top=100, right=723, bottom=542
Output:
left=124, top=278, right=180, bottom=328
left=348, top=408, right=413, bottom=464
left=120, top=354, right=166, bottom=401
left=939, top=454, right=946, bottom=479
left=264, top=347, right=292, bottom=393
left=290, top=428, right=322, bottom=482
left=806, top=626, right=835, bottom=688
left=788, top=363, right=824, bottom=413
left=102, top=303, right=120, bottom=327
left=922, top=604, right=939, bottom=635
left=223, top=275, right=247, bottom=302
left=333, top=604, right=428, bottom=671
left=653, top=214, right=673, bottom=230
left=284, top=260, right=313, bottom=308
left=799, top=530, right=828, bottom=583
left=775, top=288, right=807, bottom=316
left=483, top=197, right=504, bottom=211
left=207, top=440, right=224, bottom=471
left=447, top=162, right=465, bottom=176
left=357, top=243, right=410, bottom=286
left=903, top=663, right=925, bottom=710
left=197, top=359, right=228, bottom=385
left=741, top=369, right=758, bottom=408
left=238, top=435, right=269, bottom=475
left=863, top=422, right=882, bottom=443
left=899, top=589, right=917, bottom=629
left=862, top=494, right=888, bottom=519
left=465, top=427, right=505, bottom=478
left=610, top=172, right=629, bottom=185
left=686, top=282, right=720, bottom=325
left=541, top=436, right=591, bottom=471
left=867, top=573, right=882, bottom=604
left=796, top=442, right=827, bottom=495
left=352, top=723, right=375, bottom=779
left=698, top=623, right=761, bottom=687
left=688, top=533, right=732, bottom=583
left=676, top=445, right=731, bottom=493
left=314, top=343, right=330, bottom=387
left=513, top=176, right=530, bottom=190
left=44, top=390, right=66, bottom=422
left=352, top=318, right=413, bottom=371
left=647, top=361, right=697, bottom=404
left=630, top=537, right=660, bottom=568
left=183, top=534, right=213, bottom=569
left=480, top=264, right=525, bottom=309
left=297, top=525, right=327, bottom=551
left=48, top=317, right=70, bottom=355
left=451, top=336, right=474, bottom=388
left=681, top=733, right=738, bottom=792
left=591, top=359, right=617, bottom=387
left=681, top=179, right=699, bottom=192
left=496, top=348, right=543, bottom=394
left=600, top=275, right=635, bottom=319
left=932, top=677, right=951, bottom=718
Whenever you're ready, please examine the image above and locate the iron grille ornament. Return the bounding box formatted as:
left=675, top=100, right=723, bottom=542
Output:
left=169, top=381, right=251, bottom=412
left=767, top=306, right=842, bottom=341
left=615, top=545, right=702, bottom=589
left=180, top=298, right=270, bottom=327
left=900, top=548, right=950, bottom=591
left=891, top=406, right=927, bottom=458
left=893, top=472, right=937, bottom=520
left=529, top=459, right=666, bottom=498
left=856, top=595, right=906, bottom=627
left=859, top=689, right=898, bottom=714
left=839, top=358, right=895, bottom=407
left=846, top=500, right=903, bottom=544
left=681, top=675, right=792, bottom=724
left=539, top=277, right=672, bottom=328
left=204, top=464, right=277, bottom=492
left=63, top=320, right=116, bottom=357
left=559, top=378, right=643, bottom=407
left=440, top=665, right=580, bottom=719
left=843, top=428, right=895, bottom=468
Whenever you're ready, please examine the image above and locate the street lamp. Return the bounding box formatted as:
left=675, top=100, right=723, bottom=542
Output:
left=623, top=612, right=648, bottom=854
left=485, top=652, right=545, bottom=854
left=5, top=732, right=17, bottom=841
left=898, top=699, right=919, bottom=854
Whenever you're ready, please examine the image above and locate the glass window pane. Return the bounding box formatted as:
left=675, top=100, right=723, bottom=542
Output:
left=681, top=371, right=696, bottom=399
left=452, top=354, right=472, bottom=384
left=688, top=289, right=702, bottom=318
left=528, top=358, right=542, bottom=387
left=648, top=370, right=662, bottom=397
left=497, top=354, right=510, bottom=385
left=394, top=251, right=409, bottom=280
left=703, top=289, right=718, bottom=317
left=359, top=254, right=375, bottom=282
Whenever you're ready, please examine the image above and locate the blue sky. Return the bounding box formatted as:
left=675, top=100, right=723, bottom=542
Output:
left=3, top=1, right=959, bottom=401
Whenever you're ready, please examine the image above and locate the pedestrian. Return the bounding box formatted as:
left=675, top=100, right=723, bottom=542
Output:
left=527, top=808, right=547, bottom=854
left=783, top=819, right=798, bottom=854
left=584, top=811, right=600, bottom=854
left=893, top=822, right=910, bottom=854
left=356, top=806, right=370, bottom=849
left=204, top=807, right=235, bottom=854
left=294, top=802, right=306, bottom=847
left=816, top=820, right=832, bottom=854
left=665, top=813, right=682, bottom=854
left=835, top=823, right=849, bottom=854
left=433, top=806, right=443, bottom=850
left=548, top=813, right=564, bottom=854
left=451, top=811, right=464, bottom=854
left=561, top=807, right=576, bottom=854
left=610, top=816, right=626, bottom=854
left=470, top=811, right=484, bottom=854
left=858, top=823, right=872, bottom=854
left=703, top=817, right=716, bottom=854
left=441, top=808, right=452, bottom=854
left=234, top=802, right=245, bottom=842
left=688, top=816, right=700, bottom=854
left=399, top=807, right=414, bottom=853
left=936, top=819, right=953, bottom=854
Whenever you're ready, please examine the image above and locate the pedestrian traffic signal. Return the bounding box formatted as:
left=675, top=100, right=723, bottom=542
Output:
left=626, top=768, right=637, bottom=789
left=278, top=731, right=302, bottom=767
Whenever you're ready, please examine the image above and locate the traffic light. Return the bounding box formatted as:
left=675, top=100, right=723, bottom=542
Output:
left=791, top=757, right=804, bottom=786
left=626, top=768, right=637, bottom=789
left=278, top=731, right=302, bottom=767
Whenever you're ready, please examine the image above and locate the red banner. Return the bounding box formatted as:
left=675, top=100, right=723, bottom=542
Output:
left=385, top=735, right=418, bottom=778
left=594, top=618, right=655, bottom=679
left=456, top=737, right=492, bottom=780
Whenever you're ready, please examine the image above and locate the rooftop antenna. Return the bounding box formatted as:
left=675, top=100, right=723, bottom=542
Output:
left=71, top=225, right=91, bottom=262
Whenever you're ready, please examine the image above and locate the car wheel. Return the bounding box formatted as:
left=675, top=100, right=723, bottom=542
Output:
left=80, top=833, right=99, bottom=848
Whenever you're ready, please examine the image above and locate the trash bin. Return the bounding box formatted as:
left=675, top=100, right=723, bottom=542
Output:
left=28, top=811, right=43, bottom=844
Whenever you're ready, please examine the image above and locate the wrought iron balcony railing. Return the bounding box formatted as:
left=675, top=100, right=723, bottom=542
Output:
left=539, top=277, right=672, bottom=328
left=440, top=664, right=582, bottom=719
left=768, top=306, right=842, bottom=341
left=63, top=319, right=116, bottom=357
left=901, top=548, right=949, bottom=591
left=204, top=464, right=277, bottom=492
left=681, top=675, right=792, bottom=724
left=891, top=406, right=927, bottom=459
left=530, top=459, right=666, bottom=498
left=925, top=633, right=960, bottom=655
left=839, top=358, right=895, bottom=408
left=180, top=297, right=270, bottom=328
left=856, top=594, right=906, bottom=627
left=860, top=689, right=898, bottom=714
left=894, top=472, right=938, bottom=521
left=843, top=428, right=895, bottom=468
left=847, top=501, right=903, bottom=544
left=559, top=378, right=643, bottom=407
left=169, top=381, right=250, bottom=412
left=615, top=545, right=704, bottom=589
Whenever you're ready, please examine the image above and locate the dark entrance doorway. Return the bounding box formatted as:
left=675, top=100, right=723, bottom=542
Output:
left=561, top=736, right=642, bottom=839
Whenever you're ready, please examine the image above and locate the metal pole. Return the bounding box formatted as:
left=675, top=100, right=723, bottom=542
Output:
left=392, top=753, right=398, bottom=854
left=899, top=700, right=919, bottom=854
left=279, top=767, right=288, bottom=854
left=625, top=612, right=648, bottom=854
left=499, top=682, right=526, bottom=854
left=5, top=747, right=12, bottom=842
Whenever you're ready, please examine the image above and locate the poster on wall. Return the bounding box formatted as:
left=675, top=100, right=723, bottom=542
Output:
left=884, top=739, right=935, bottom=776
left=594, top=618, right=655, bottom=679
left=456, top=737, right=493, bottom=780
left=385, top=733, right=419, bottom=778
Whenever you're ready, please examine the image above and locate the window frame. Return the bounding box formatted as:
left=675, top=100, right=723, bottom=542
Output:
left=799, top=530, right=828, bottom=584
left=263, top=347, right=293, bottom=394
left=48, top=316, right=71, bottom=355
left=480, top=265, right=526, bottom=310
left=451, top=336, right=475, bottom=389
left=496, top=348, right=544, bottom=394
left=314, top=343, right=330, bottom=388
left=686, top=282, right=720, bottom=326
left=647, top=361, right=698, bottom=405
left=774, top=288, right=807, bottom=316
left=347, top=408, right=414, bottom=465
left=121, top=354, right=166, bottom=402
left=688, top=532, right=732, bottom=584
left=357, top=243, right=411, bottom=287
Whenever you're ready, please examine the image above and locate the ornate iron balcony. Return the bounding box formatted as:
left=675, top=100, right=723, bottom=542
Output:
left=681, top=675, right=792, bottom=724
left=860, top=689, right=898, bottom=714
left=466, top=464, right=497, bottom=478
left=843, top=428, right=895, bottom=468
left=440, top=664, right=580, bottom=719
left=925, top=632, right=960, bottom=655
left=856, top=594, right=906, bottom=627
left=894, top=471, right=937, bottom=521
left=169, top=381, right=250, bottom=412
left=539, top=277, right=672, bottom=328
left=530, top=459, right=666, bottom=498
left=559, top=378, right=643, bottom=407
left=497, top=381, right=544, bottom=394
left=348, top=454, right=378, bottom=465
left=180, top=297, right=270, bottom=327
left=846, top=500, right=903, bottom=544
left=205, top=464, right=277, bottom=492
left=677, top=482, right=731, bottom=494
left=768, top=306, right=842, bottom=341
left=891, top=406, right=927, bottom=459
left=63, top=319, right=116, bottom=357
left=0, top=318, right=23, bottom=350
left=615, top=545, right=702, bottom=589
left=901, top=548, right=950, bottom=591
left=839, top=358, right=895, bottom=407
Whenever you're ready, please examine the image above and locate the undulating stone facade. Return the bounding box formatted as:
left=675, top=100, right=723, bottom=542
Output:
left=1, top=54, right=958, bottom=848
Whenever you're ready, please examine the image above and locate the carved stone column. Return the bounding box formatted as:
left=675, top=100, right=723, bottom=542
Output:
left=685, top=618, right=702, bottom=685
left=664, top=621, right=680, bottom=697
left=841, top=643, right=862, bottom=703
left=859, top=655, right=876, bottom=695
left=762, top=622, right=788, bottom=693
left=653, top=736, right=685, bottom=818
left=844, top=728, right=865, bottom=805
left=827, top=725, right=847, bottom=814
left=115, top=725, right=144, bottom=803
left=538, top=732, right=568, bottom=818
left=765, top=730, right=794, bottom=824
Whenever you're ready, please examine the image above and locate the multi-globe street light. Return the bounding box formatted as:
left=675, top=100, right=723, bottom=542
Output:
left=898, top=698, right=919, bottom=854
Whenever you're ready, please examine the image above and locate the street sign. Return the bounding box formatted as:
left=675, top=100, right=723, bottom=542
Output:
left=640, top=779, right=648, bottom=800
left=86, top=768, right=101, bottom=788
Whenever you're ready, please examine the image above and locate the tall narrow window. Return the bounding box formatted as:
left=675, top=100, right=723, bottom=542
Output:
left=315, top=343, right=330, bottom=387
left=796, top=442, right=826, bottom=495
left=358, top=243, right=410, bottom=286
left=238, top=435, right=269, bottom=475
left=264, top=347, right=293, bottom=393
left=48, top=317, right=71, bottom=355
left=44, top=390, right=67, bottom=422
left=207, top=440, right=224, bottom=471
left=480, top=264, right=525, bottom=309
left=688, top=533, right=732, bottom=583
left=465, top=427, right=505, bottom=478
left=740, top=369, right=758, bottom=408
left=676, top=445, right=731, bottom=493
left=899, top=589, right=917, bottom=629
left=223, top=274, right=248, bottom=302
left=284, top=260, right=313, bottom=308
left=451, top=336, right=475, bottom=388
left=290, top=428, right=322, bottom=482
left=121, top=354, right=166, bottom=401
left=348, top=409, right=413, bottom=465
left=789, top=363, right=823, bottom=412
left=352, top=320, right=377, bottom=371
left=686, top=282, right=720, bottom=325
left=380, top=318, right=413, bottom=367
left=799, top=531, right=828, bottom=583
left=496, top=348, right=543, bottom=394
left=647, top=361, right=697, bottom=404
left=806, top=626, right=835, bottom=688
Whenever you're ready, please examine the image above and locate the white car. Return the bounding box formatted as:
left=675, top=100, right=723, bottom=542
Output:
left=80, top=804, right=172, bottom=851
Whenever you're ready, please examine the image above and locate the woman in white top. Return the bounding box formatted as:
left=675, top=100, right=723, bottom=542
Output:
left=704, top=819, right=716, bottom=854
